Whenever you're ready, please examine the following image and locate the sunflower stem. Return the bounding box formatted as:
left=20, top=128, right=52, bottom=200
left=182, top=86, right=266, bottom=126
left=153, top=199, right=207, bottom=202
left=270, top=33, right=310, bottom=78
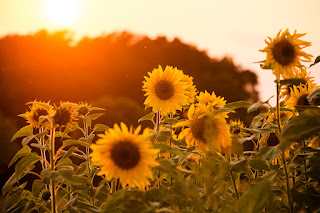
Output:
left=302, top=141, right=308, bottom=184
left=276, top=82, right=293, bottom=213
left=50, top=128, right=57, bottom=213
left=83, top=116, right=95, bottom=205
left=230, top=170, right=240, bottom=201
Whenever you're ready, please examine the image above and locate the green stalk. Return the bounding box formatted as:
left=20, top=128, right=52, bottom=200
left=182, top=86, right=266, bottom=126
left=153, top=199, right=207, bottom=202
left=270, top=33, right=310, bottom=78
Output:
left=276, top=83, right=293, bottom=213
left=50, top=128, right=57, bottom=213
left=230, top=170, right=240, bottom=201
left=83, top=117, right=95, bottom=205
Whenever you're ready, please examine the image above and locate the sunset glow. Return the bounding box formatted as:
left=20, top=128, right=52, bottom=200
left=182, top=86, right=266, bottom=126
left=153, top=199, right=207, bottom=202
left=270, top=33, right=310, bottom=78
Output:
left=45, top=0, right=79, bottom=26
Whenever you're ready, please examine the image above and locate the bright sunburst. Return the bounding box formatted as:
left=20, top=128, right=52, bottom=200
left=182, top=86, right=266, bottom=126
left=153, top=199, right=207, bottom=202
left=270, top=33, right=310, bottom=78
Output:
left=45, top=0, right=80, bottom=26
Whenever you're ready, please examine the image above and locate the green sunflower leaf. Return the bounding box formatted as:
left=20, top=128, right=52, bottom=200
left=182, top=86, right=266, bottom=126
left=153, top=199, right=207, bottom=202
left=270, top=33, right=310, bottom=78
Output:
left=279, top=78, right=305, bottom=86
left=309, top=55, right=320, bottom=68
left=224, top=101, right=251, bottom=110
left=63, top=139, right=90, bottom=148
left=247, top=101, right=264, bottom=113
left=280, top=109, right=320, bottom=150
left=161, top=118, right=180, bottom=124
left=102, top=190, right=125, bottom=213
left=231, top=136, right=244, bottom=156
left=138, top=112, right=155, bottom=123
left=256, top=145, right=282, bottom=162
left=230, top=157, right=248, bottom=173
left=2, top=166, right=35, bottom=195
left=86, top=113, right=105, bottom=127
left=238, top=175, right=273, bottom=213
left=15, top=153, right=40, bottom=179
left=11, top=125, right=33, bottom=142
left=93, top=124, right=110, bottom=132
left=8, top=146, right=32, bottom=168
left=249, top=158, right=270, bottom=171
left=307, top=88, right=320, bottom=105
left=152, top=143, right=183, bottom=156
left=31, top=179, right=45, bottom=197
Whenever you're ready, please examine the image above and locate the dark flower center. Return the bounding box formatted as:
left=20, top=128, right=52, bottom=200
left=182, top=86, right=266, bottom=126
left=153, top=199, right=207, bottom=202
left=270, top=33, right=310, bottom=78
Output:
left=77, top=106, right=90, bottom=116
left=272, top=39, right=296, bottom=66
left=54, top=107, right=72, bottom=126
left=32, top=108, right=49, bottom=122
left=155, top=80, right=174, bottom=100
left=110, top=141, right=141, bottom=170
left=267, top=133, right=279, bottom=146
left=190, top=117, right=207, bottom=143
left=296, top=94, right=309, bottom=106
left=41, top=191, right=51, bottom=201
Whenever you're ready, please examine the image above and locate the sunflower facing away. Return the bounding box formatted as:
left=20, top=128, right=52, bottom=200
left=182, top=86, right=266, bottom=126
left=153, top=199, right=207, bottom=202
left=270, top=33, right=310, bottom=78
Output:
left=143, top=65, right=190, bottom=116
left=174, top=104, right=231, bottom=152
left=285, top=82, right=319, bottom=111
left=280, top=67, right=316, bottom=100
left=22, top=101, right=54, bottom=128
left=260, top=29, right=312, bottom=80
left=90, top=123, right=159, bottom=188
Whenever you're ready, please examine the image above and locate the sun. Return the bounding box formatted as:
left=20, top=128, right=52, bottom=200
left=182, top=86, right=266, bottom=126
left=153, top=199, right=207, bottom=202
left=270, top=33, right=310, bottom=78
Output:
left=45, top=0, right=80, bottom=26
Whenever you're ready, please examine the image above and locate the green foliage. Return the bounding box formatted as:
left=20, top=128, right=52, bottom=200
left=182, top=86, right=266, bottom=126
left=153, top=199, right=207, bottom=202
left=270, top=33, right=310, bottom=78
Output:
left=11, top=125, right=33, bottom=142
left=281, top=109, right=320, bottom=149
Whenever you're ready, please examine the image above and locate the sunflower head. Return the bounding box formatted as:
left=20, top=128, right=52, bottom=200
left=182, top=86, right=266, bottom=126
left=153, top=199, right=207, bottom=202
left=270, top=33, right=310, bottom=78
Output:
left=196, top=90, right=228, bottom=118
left=174, top=104, right=231, bottom=153
left=143, top=65, right=190, bottom=116
left=285, top=82, right=319, bottom=111
left=281, top=68, right=315, bottom=100
left=22, top=101, right=54, bottom=128
left=229, top=119, right=245, bottom=136
left=53, top=102, right=77, bottom=127
left=260, top=29, right=312, bottom=80
left=90, top=123, right=159, bottom=188
left=39, top=189, right=51, bottom=202
left=76, top=102, right=91, bottom=117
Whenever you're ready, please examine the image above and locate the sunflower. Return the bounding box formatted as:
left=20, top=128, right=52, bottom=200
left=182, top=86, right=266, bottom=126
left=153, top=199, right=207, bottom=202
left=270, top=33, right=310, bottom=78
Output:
left=174, top=104, right=231, bottom=152
left=196, top=90, right=229, bottom=118
left=143, top=65, right=189, bottom=116
left=53, top=102, right=77, bottom=127
left=229, top=119, right=245, bottom=137
left=258, top=132, right=295, bottom=165
left=76, top=102, right=91, bottom=117
left=260, top=29, right=312, bottom=80
left=259, top=132, right=280, bottom=147
left=180, top=72, right=197, bottom=104
left=280, top=67, right=316, bottom=100
left=285, top=82, right=319, bottom=111
left=22, top=101, right=54, bottom=128
left=90, top=123, right=159, bottom=188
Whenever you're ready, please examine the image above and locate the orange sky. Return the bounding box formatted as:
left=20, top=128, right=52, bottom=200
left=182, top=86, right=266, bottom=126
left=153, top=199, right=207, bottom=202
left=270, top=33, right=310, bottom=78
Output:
left=1, top=0, right=319, bottom=104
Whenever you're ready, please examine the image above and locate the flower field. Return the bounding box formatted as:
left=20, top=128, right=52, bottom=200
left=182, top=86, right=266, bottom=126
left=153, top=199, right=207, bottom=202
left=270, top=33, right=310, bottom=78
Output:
left=2, top=29, right=320, bottom=213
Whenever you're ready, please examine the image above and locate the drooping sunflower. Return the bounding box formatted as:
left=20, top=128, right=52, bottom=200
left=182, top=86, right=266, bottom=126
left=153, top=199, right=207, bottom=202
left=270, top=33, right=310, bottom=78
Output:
left=22, top=101, right=54, bottom=128
left=174, top=104, right=231, bottom=152
left=143, top=65, right=189, bottom=116
left=90, top=123, right=159, bottom=188
left=280, top=67, right=316, bottom=100
left=260, top=29, right=312, bottom=80
left=285, top=82, right=319, bottom=111
left=196, top=90, right=229, bottom=118
left=258, top=132, right=292, bottom=164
